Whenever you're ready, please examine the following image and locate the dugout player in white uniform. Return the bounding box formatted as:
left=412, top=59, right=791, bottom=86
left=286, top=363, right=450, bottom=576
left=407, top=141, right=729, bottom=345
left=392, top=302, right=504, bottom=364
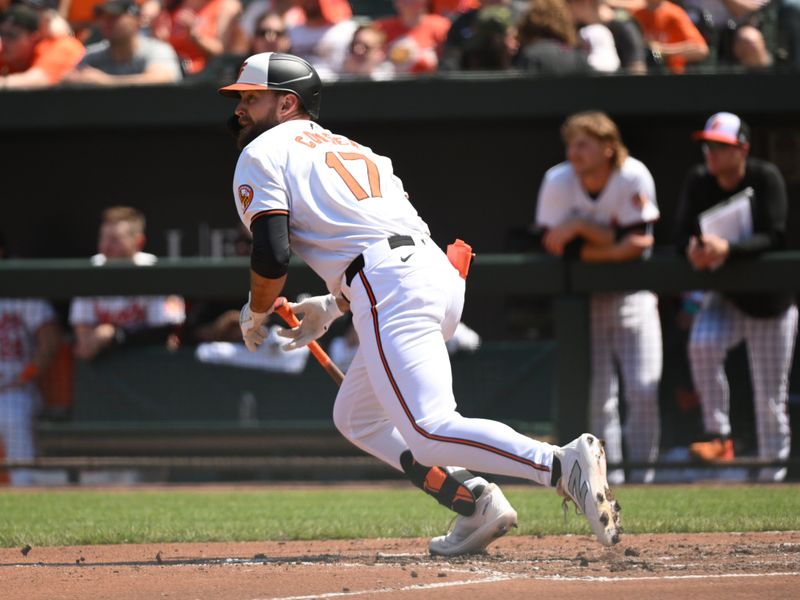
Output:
left=676, top=112, right=798, bottom=482
left=69, top=207, right=185, bottom=360
left=535, top=112, right=662, bottom=485
left=0, top=234, right=61, bottom=485
left=222, top=52, right=622, bottom=554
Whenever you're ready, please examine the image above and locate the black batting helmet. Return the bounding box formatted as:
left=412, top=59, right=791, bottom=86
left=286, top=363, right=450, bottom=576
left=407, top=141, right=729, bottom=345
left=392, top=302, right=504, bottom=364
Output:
left=218, top=52, right=322, bottom=119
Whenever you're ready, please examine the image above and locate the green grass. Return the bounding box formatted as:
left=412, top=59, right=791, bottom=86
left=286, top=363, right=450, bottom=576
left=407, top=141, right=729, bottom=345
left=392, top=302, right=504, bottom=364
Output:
left=1, top=485, right=798, bottom=547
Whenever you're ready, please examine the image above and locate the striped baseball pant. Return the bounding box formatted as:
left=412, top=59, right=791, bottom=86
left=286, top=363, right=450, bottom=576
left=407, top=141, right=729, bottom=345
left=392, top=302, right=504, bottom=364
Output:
left=333, top=235, right=556, bottom=487
left=689, top=293, right=798, bottom=482
left=0, top=384, right=39, bottom=486
left=589, top=291, right=663, bottom=484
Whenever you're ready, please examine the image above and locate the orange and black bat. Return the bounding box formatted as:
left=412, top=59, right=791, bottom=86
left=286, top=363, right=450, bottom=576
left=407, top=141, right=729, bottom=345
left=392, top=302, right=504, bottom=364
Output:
left=273, top=296, right=345, bottom=386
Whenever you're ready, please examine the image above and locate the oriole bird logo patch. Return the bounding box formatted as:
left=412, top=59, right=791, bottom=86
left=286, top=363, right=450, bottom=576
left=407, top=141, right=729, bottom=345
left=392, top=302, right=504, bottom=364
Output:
left=238, top=185, right=254, bottom=211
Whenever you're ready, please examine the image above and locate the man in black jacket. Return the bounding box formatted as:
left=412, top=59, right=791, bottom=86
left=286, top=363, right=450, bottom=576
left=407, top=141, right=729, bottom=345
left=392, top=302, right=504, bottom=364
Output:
left=674, top=112, right=797, bottom=482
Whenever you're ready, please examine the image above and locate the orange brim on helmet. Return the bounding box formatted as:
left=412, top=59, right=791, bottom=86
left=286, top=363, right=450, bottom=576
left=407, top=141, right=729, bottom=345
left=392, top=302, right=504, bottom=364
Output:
left=218, top=83, right=270, bottom=98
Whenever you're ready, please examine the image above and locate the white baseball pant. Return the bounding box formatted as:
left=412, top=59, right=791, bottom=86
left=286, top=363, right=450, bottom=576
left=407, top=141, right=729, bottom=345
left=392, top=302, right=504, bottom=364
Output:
left=589, top=291, right=662, bottom=484
left=333, top=236, right=556, bottom=486
left=689, top=293, right=798, bottom=482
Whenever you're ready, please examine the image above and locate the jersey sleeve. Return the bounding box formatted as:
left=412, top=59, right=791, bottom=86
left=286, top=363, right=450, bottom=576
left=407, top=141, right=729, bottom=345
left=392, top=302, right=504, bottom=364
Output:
left=69, top=297, right=97, bottom=326
left=22, top=300, right=56, bottom=332
left=233, top=148, right=290, bottom=229
left=535, top=166, right=573, bottom=228
left=615, top=160, right=660, bottom=227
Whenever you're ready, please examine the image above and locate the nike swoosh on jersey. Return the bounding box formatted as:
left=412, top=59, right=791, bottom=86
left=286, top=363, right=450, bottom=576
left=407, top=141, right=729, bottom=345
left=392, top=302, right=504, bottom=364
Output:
left=400, top=253, right=414, bottom=262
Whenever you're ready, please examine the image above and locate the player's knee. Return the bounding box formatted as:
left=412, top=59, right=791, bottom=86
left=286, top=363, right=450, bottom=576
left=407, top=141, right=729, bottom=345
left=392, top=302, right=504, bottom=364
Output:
left=331, top=400, right=353, bottom=440
left=403, top=438, right=440, bottom=467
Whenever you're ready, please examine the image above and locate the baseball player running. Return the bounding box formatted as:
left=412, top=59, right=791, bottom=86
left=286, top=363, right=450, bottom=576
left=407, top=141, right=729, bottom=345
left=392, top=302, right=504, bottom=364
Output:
left=535, top=112, right=662, bottom=484
left=221, top=52, right=621, bottom=553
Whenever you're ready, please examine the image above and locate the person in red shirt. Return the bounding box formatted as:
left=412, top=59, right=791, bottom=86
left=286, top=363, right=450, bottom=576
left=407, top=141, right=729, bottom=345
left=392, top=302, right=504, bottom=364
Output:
left=152, top=0, right=247, bottom=75
left=633, top=0, right=708, bottom=73
left=0, top=4, right=85, bottom=89
left=375, top=0, right=451, bottom=73
left=430, top=0, right=480, bottom=19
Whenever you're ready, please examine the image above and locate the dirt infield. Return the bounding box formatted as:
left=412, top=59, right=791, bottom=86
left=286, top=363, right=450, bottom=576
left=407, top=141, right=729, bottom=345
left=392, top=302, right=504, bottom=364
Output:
left=3, top=531, right=799, bottom=600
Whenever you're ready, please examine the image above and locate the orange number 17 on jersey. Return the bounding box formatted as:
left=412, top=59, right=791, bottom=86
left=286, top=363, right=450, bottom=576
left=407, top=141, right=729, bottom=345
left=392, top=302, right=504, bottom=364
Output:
left=325, top=151, right=382, bottom=201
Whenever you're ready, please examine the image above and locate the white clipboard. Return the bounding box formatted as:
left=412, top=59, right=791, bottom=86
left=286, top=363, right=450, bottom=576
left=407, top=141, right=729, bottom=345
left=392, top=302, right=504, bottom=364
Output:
left=698, top=187, right=754, bottom=243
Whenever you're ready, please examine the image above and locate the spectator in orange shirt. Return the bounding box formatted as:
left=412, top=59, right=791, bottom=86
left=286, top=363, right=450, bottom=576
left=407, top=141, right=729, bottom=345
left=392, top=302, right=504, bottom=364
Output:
left=376, top=0, right=452, bottom=73
left=152, top=0, right=248, bottom=75
left=430, top=0, right=481, bottom=19
left=633, top=0, right=708, bottom=73
left=0, top=4, right=85, bottom=89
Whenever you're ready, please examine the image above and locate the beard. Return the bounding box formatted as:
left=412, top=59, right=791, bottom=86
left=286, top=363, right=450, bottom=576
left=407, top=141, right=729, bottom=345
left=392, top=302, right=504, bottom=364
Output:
left=236, top=119, right=273, bottom=151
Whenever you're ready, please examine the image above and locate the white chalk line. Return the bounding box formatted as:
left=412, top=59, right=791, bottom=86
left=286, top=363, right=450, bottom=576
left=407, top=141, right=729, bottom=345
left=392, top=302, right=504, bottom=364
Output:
left=260, top=570, right=800, bottom=600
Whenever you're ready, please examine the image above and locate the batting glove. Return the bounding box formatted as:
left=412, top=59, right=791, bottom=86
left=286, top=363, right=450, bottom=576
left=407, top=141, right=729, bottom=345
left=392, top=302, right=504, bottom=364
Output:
left=240, top=295, right=272, bottom=352
left=277, top=293, right=343, bottom=351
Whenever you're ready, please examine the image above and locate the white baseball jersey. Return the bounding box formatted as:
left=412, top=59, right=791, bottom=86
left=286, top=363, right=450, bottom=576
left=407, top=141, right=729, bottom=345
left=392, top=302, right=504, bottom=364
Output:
left=70, top=253, right=185, bottom=330
left=0, top=299, right=55, bottom=386
left=233, top=119, right=429, bottom=296
left=0, top=298, right=55, bottom=485
left=536, top=156, right=662, bottom=484
left=536, top=157, right=659, bottom=230
left=69, top=296, right=185, bottom=330
left=234, top=118, right=560, bottom=493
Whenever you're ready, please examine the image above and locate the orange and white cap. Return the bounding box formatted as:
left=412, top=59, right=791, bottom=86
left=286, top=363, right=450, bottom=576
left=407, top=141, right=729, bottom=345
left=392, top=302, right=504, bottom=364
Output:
left=692, top=112, right=750, bottom=146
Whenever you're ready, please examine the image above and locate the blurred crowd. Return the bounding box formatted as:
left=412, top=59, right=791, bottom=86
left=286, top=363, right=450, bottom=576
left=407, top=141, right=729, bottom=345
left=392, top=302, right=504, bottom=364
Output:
left=2, top=0, right=800, bottom=89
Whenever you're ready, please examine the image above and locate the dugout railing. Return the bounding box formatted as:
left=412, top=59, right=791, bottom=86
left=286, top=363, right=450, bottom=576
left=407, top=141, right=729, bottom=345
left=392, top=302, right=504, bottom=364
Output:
left=1, top=251, right=799, bottom=480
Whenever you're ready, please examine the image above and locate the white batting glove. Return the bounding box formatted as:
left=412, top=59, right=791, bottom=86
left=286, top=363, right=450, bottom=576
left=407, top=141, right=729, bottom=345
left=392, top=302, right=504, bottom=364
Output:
left=239, top=296, right=272, bottom=352
left=277, top=293, right=344, bottom=351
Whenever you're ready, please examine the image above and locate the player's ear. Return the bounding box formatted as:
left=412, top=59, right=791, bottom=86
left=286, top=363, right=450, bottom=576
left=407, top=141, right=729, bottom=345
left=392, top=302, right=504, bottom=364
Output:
left=282, top=93, right=298, bottom=114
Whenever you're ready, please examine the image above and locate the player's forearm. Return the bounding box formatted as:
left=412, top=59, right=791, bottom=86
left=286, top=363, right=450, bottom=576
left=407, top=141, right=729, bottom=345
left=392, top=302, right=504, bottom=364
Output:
left=249, top=270, right=287, bottom=313
left=580, top=241, right=647, bottom=263
left=73, top=325, right=102, bottom=360
left=572, top=220, right=615, bottom=247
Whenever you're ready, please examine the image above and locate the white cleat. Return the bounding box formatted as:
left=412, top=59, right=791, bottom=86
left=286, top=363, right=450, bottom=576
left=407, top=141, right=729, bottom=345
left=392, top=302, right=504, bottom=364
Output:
left=428, top=483, right=518, bottom=556
left=554, top=433, right=622, bottom=546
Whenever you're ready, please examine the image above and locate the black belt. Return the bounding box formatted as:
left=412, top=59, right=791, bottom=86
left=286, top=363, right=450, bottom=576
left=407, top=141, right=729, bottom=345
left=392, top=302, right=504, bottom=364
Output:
left=345, top=235, right=415, bottom=286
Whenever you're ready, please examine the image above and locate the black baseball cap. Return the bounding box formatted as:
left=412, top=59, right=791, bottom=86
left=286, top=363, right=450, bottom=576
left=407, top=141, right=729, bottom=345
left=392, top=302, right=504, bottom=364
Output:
left=94, top=0, right=141, bottom=16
